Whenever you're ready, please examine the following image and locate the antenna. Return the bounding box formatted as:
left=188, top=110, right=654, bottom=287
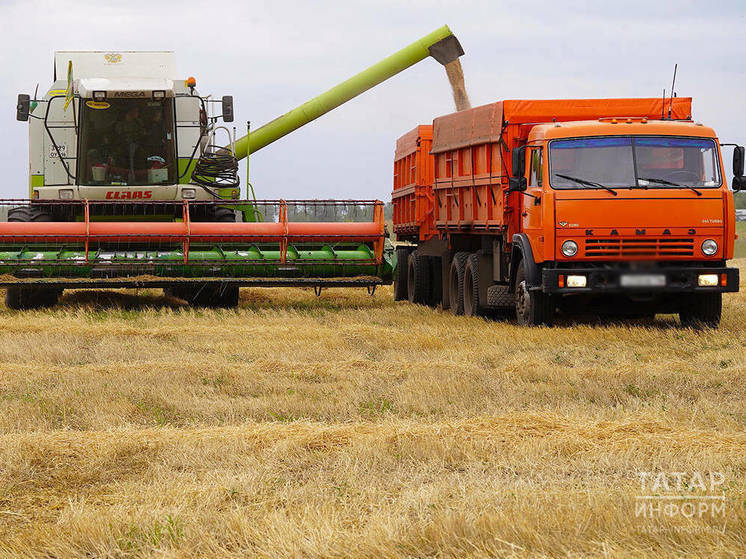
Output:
left=667, top=63, right=678, bottom=119
left=661, top=88, right=666, bottom=120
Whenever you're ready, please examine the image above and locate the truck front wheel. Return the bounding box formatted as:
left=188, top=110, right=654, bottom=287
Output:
left=514, top=261, right=553, bottom=326
left=679, top=293, right=721, bottom=329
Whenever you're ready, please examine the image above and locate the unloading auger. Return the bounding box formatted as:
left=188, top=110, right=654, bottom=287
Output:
left=5, top=27, right=464, bottom=308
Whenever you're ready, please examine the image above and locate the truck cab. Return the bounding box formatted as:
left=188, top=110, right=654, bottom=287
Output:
left=512, top=118, right=739, bottom=326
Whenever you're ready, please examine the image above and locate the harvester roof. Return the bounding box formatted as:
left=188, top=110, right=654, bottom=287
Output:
left=77, top=77, right=175, bottom=98
left=54, top=51, right=176, bottom=80
left=431, top=97, right=693, bottom=153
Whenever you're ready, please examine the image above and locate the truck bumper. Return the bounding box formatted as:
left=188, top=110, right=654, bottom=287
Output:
left=541, top=266, right=739, bottom=295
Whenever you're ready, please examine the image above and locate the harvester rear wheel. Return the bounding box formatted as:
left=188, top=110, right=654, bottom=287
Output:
left=406, top=251, right=431, bottom=305
left=394, top=246, right=410, bottom=301
left=448, top=252, right=469, bottom=315
left=5, top=206, right=62, bottom=310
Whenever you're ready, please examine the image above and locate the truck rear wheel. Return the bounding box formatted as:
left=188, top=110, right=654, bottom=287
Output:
left=5, top=206, right=62, bottom=310
left=463, top=253, right=485, bottom=317
left=394, top=247, right=410, bottom=301
left=407, top=251, right=431, bottom=305
left=514, top=262, right=553, bottom=326
left=448, top=252, right=469, bottom=315
left=679, top=293, right=721, bottom=329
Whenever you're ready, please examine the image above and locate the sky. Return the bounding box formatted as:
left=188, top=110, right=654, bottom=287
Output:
left=0, top=0, right=744, bottom=200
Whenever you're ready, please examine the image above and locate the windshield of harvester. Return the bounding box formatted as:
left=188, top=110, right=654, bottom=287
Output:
left=78, top=98, right=176, bottom=186
left=549, top=137, right=721, bottom=189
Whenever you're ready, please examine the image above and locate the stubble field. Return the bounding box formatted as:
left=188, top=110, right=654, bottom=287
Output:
left=0, top=253, right=744, bottom=556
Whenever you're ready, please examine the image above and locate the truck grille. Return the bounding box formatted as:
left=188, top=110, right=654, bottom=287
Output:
left=584, top=237, right=694, bottom=257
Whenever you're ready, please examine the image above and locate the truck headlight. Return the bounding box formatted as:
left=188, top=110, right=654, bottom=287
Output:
left=697, top=274, right=718, bottom=287
left=566, top=275, right=587, bottom=288
left=701, top=239, right=718, bottom=256
left=561, top=240, right=578, bottom=257
left=59, top=189, right=74, bottom=200
left=181, top=188, right=196, bottom=199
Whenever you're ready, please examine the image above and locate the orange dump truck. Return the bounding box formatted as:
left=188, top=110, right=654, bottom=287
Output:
left=392, top=98, right=744, bottom=327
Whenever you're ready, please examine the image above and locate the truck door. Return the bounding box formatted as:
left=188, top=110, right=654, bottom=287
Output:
left=521, top=146, right=544, bottom=236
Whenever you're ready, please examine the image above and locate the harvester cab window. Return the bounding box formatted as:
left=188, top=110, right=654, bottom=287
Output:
left=77, top=98, right=176, bottom=186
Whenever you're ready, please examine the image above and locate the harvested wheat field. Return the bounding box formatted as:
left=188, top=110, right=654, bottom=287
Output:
left=0, top=262, right=744, bottom=558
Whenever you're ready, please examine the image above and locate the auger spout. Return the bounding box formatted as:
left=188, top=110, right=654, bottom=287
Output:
left=232, top=25, right=464, bottom=159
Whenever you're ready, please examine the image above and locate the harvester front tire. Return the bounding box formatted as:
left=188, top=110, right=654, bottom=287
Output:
left=166, top=208, right=237, bottom=306
left=679, top=292, right=721, bottom=329
left=394, top=247, right=410, bottom=301
left=448, top=252, right=469, bottom=315
left=463, top=253, right=485, bottom=318
left=190, top=205, right=237, bottom=223
left=514, top=262, right=553, bottom=326
left=407, top=251, right=431, bottom=305
left=168, top=283, right=239, bottom=309
left=5, top=206, right=61, bottom=310
left=5, top=286, right=60, bottom=310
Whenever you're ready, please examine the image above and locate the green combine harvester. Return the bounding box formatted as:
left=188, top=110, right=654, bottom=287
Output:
left=5, top=27, right=464, bottom=308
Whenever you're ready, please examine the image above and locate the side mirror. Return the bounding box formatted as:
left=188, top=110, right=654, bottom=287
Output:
left=508, top=146, right=527, bottom=192
left=733, top=145, right=745, bottom=177
left=732, top=176, right=745, bottom=192
left=221, top=95, right=234, bottom=123
left=508, top=176, right=527, bottom=193
left=16, top=94, right=30, bottom=121
left=511, top=146, right=525, bottom=178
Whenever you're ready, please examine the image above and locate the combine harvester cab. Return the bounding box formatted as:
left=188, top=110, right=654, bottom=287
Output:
left=6, top=27, right=465, bottom=309
left=393, top=98, right=743, bottom=328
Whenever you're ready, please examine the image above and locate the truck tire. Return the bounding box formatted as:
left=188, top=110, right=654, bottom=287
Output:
left=514, top=261, right=553, bottom=326
left=394, top=247, right=410, bottom=301
left=679, top=293, right=721, bottom=329
left=407, top=251, right=431, bottom=305
left=463, top=253, right=485, bottom=317
left=426, top=256, right=442, bottom=308
left=5, top=206, right=62, bottom=310
left=448, top=252, right=469, bottom=315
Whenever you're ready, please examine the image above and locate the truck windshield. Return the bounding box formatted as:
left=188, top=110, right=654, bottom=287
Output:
left=77, top=98, right=176, bottom=186
left=549, top=136, right=721, bottom=190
